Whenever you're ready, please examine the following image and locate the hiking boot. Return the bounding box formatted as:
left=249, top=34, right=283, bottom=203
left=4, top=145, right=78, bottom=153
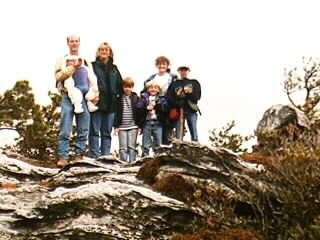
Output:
left=57, top=158, right=68, bottom=168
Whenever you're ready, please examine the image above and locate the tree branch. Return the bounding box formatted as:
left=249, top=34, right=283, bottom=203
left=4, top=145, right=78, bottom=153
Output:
left=285, top=87, right=302, bottom=111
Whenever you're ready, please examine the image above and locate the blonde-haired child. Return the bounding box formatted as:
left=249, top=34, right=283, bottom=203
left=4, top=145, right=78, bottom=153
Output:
left=136, top=81, right=168, bottom=156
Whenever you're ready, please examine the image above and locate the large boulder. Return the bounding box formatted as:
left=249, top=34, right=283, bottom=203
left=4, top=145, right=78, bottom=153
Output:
left=255, top=104, right=313, bottom=150
left=256, top=104, right=310, bottom=132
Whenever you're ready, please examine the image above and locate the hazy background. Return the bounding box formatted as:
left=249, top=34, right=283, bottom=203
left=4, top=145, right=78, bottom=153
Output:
left=1, top=0, right=319, bottom=148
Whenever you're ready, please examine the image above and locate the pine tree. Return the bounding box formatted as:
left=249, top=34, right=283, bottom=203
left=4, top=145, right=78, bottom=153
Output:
left=0, top=80, right=61, bottom=162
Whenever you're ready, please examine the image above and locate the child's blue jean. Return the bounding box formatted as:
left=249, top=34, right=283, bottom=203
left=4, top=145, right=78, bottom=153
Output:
left=118, top=128, right=138, bottom=162
left=142, top=120, right=162, bottom=156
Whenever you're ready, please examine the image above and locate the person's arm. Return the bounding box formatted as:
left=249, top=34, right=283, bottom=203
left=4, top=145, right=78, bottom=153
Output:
left=136, top=95, right=148, bottom=127
left=136, top=93, right=148, bottom=109
left=166, top=82, right=183, bottom=107
left=111, top=65, right=123, bottom=98
left=156, top=96, right=168, bottom=113
left=87, top=61, right=99, bottom=102
left=186, top=80, right=201, bottom=103
left=54, top=56, right=77, bottom=84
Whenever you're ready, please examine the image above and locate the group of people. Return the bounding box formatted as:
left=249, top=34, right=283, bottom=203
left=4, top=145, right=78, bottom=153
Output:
left=54, top=34, right=202, bottom=167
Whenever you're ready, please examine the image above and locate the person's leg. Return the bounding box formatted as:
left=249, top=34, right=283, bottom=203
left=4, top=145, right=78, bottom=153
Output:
left=75, top=98, right=90, bottom=156
left=58, top=94, right=74, bottom=159
left=162, top=126, right=168, bottom=145
left=152, top=121, right=163, bottom=153
left=127, top=128, right=138, bottom=162
left=101, top=112, right=115, bottom=156
left=89, top=111, right=102, bottom=158
left=174, top=119, right=181, bottom=139
left=118, top=130, right=128, bottom=162
left=65, top=78, right=84, bottom=114
left=73, top=87, right=85, bottom=114
left=186, top=112, right=198, bottom=142
left=142, top=122, right=152, bottom=157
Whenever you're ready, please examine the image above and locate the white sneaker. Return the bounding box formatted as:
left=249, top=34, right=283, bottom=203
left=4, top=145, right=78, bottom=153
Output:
left=74, top=105, right=84, bottom=114
left=87, top=102, right=98, bottom=112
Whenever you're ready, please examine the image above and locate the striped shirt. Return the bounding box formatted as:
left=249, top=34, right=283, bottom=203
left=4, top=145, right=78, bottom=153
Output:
left=119, top=95, right=138, bottom=130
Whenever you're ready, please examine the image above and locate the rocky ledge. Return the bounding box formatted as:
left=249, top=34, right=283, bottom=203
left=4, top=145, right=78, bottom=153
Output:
left=0, top=140, right=264, bottom=240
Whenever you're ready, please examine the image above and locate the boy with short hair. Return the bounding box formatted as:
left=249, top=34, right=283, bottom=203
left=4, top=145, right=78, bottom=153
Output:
left=167, top=66, right=201, bottom=142
left=137, top=81, right=168, bottom=157
left=114, top=77, right=141, bottom=162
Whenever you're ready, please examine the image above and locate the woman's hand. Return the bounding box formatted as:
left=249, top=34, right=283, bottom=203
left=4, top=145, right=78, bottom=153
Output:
left=90, top=97, right=99, bottom=105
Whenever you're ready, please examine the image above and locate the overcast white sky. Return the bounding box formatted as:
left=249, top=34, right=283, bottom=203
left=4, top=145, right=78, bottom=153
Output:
left=1, top=0, right=319, bottom=147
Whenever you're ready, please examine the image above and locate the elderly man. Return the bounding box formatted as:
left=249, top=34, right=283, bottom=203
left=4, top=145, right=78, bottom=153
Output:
left=54, top=35, right=97, bottom=167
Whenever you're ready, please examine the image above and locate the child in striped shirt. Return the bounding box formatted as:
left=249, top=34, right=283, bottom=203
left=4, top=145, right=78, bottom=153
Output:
left=114, top=77, right=142, bottom=162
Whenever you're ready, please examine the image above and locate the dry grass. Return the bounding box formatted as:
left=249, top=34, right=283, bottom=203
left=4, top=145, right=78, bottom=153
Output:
left=136, top=157, right=161, bottom=184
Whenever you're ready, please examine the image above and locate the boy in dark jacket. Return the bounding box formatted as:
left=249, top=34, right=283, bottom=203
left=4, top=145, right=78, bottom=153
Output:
left=137, top=81, right=168, bottom=156
left=115, top=77, right=142, bottom=162
left=166, top=66, right=201, bottom=142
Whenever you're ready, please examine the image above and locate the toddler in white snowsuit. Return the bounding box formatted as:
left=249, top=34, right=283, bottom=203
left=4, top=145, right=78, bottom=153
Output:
left=63, top=55, right=99, bottom=113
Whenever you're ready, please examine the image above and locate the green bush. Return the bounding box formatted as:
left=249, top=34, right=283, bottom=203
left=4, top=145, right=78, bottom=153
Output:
left=209, top=120, right=253, bottom=153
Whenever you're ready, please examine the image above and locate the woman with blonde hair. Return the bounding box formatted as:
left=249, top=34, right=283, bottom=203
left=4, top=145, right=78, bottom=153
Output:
left=89, top=42, right=123, bottom=159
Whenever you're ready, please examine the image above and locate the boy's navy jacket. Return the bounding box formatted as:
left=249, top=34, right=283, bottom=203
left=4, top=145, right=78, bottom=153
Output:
left=114, top=92, right=143, bottom=129
left=166, top=78, right=201, bottom=113
left=136, top=92, right=169, bottom=127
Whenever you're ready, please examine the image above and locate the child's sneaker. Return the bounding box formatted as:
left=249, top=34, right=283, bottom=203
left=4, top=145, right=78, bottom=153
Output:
left=74, top=104, right=84, bottom=114
left=87, top=101, right=98, bottom=112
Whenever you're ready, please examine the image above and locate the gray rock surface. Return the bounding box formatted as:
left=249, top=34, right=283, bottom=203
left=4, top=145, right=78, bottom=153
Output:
left=0, top=141, right=263, bottom=240
left=256, top=104, right=310, bottom=132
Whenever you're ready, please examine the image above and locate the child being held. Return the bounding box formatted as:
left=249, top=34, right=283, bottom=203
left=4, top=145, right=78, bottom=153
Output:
left=136, top=81, right=168, bottom=157
left=63, top=55, right=99, bottom=113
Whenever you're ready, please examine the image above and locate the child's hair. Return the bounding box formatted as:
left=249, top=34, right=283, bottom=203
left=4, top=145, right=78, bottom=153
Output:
left=96, top=42, right=114, bottom=59
left=155, top=56, right=170, bottom=66
left=123, top=77, right=135, bottom=87
left=146, top=81, right=161, bottom=92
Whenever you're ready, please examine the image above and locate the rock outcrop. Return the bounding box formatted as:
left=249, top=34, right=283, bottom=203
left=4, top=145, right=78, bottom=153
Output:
left=0, top=141, right=263, bottom=240
left=256, top=104, right=310, bottom=132
left=255, top=104, right=317, bottom=150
